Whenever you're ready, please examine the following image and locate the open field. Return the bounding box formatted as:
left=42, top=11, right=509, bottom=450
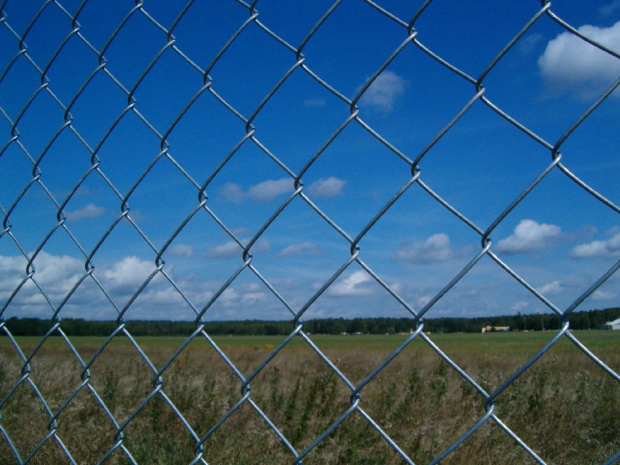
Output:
left=0, top=331, right=618, bottom=464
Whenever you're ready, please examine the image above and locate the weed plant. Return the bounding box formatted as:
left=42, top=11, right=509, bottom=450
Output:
left=0, top=331, right=618, bottom=464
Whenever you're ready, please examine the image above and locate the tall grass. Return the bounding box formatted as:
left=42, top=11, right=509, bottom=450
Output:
left=0, top=331, right=618, bottom=464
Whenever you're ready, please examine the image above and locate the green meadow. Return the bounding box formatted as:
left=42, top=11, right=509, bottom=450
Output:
left=0, top=331, right=618, bottom=464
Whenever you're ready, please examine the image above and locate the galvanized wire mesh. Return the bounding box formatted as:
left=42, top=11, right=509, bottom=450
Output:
left=0, top=0, right=619, bottom=464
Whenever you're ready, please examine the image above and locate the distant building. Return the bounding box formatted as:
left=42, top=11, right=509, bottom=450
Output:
left=601, top=318, right=620, bottom=330
left=481, top=325, right=510, bottom=333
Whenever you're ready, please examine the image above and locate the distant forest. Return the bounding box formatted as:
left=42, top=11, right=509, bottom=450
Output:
left=2, top=307, right=619, bottom=337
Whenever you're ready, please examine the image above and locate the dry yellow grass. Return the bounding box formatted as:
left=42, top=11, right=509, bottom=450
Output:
left=0, top=332, right=618, bottom=464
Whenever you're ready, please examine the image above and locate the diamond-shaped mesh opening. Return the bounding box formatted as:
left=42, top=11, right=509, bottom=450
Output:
left=204, top=20, right=294, bottom=118
left=52, top=386, right=119, bottom=464
left=131, top=47, right=204, bottom=132
left=0, top=378, right=54, bottom=462
left=201, top=401, right=295, bottom=464
left=102, top=9, right=166, bottom=90
left=495, top=340, right=620, bottom=464
left=87, top=338, right=157, bottom=423
left=121, top=392, right=200, bottom=464
left=0, top=54, right=42, bottom=120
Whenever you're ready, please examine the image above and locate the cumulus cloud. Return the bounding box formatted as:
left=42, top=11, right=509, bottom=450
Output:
left=0, top=252, right=84, bottom=301
left=392, top=233, right=467, bottom=263
left=307, top=177, right=346, bottom=198
left=359, top=71, right=406, bottom=113
left=168, top=244, right=195, bottom=258
left=241, top=292, right=267, bottom=305
left=328, top=270, right=374, bottom=297
left=221, top=182, right=246, bottom=203
left=512, top=301, right=530, bottom=312
left=100, top=256, right=156, bottom=293
left=495, top=219, right=561, bottom=255
left=247, top=179, right=292, bottom=202
left=207, top=239, right=270, bottom=259
left=65, top=203, right=107, bottom=221
left=279, top=242, right=320, bottom=257
left=592, top=289, right=617, bottom=300
left=538, top=21, right=620, bottom=99
left=221, top=179, right=293, bottom=203
left=517, top=33, right=544, bottom=56
left=570, top=231, right=620, bottom=258
left=31, top=252, right=84, bottom=288
left=207, top=241, right=242, bottom=259
left=1, top=252, right=171, bottom=314
left=0, top=255, right=26, bottom=296
left=221, top=177, right=345, bottom=203
left=537, top=280, right=564, bottom=296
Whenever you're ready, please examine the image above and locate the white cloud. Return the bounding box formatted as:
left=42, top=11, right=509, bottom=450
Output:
left=65, top=203, right=107, bottom=221
left=214, top=286, right=268, bottom=308
left=538, top=280, right=564, bottom=296
left=570, top=231, right=620, bottom=258
left=417, top=295, right=432, bottom=307
left=0, top=252, right=84, bottom=299
left=495, top=219, right=561, bottom=255
left=249, top=239, right=271, bottom=254
left=0, top=266, right=24, bottom=302
left=592, top=289, right=617, bottom=300
left=1, top=252, right=174, bottom=314
left=207, top=239, right=270, bottom=259
left=392, top=233, right=465, bottom=263
left=279, top=242, right=320, bottom=257
left=168, top=244, right=195, bottom=258
left=359, top=71, right=406, bottom=113
left=207, top=241, right=241, bottom=259
left=241, top=292, right=267, bottom=305
left=307, top=177, right=346, bottom=198
left=221, top=179, right=293, bottom=203
left=219, top=288, right=240, bottom=307
left=100, top=256, right=156, bottom=293
left=247, top=178, right=292, bottom=202
left=232, top=227, right=254, bottom=236
left=517, top=33, right=543, bottom=56
left=538, top=21, right=620, bottom=99
left=512, top=301, right=530, bottom=312
left=139, top=287, right=186, bottom=306
left=31, top=252, right=84, bottom=289
left=221, top=182, right=246, bottom=203
left=328, top=270, right=374, bottom=297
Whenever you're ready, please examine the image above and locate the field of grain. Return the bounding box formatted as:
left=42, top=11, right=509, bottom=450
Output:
left=0, top=331, right=618, bottom=465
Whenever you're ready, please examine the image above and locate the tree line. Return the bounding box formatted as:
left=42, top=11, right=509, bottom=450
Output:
left=2, top=307, right=619, bottom=337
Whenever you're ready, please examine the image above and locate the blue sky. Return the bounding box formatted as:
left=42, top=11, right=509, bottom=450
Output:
left=0, top=0, right=619, bottom=322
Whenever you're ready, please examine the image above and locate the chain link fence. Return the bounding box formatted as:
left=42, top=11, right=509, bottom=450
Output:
left=1, top=0, right=619, bottom=463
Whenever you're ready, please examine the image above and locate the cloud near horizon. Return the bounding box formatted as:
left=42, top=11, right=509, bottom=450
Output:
left=537, top=280, right=565, bottom=297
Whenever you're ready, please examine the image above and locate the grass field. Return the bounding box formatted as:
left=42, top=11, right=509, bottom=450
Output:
left=0, top=331, right=618, bottom=464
